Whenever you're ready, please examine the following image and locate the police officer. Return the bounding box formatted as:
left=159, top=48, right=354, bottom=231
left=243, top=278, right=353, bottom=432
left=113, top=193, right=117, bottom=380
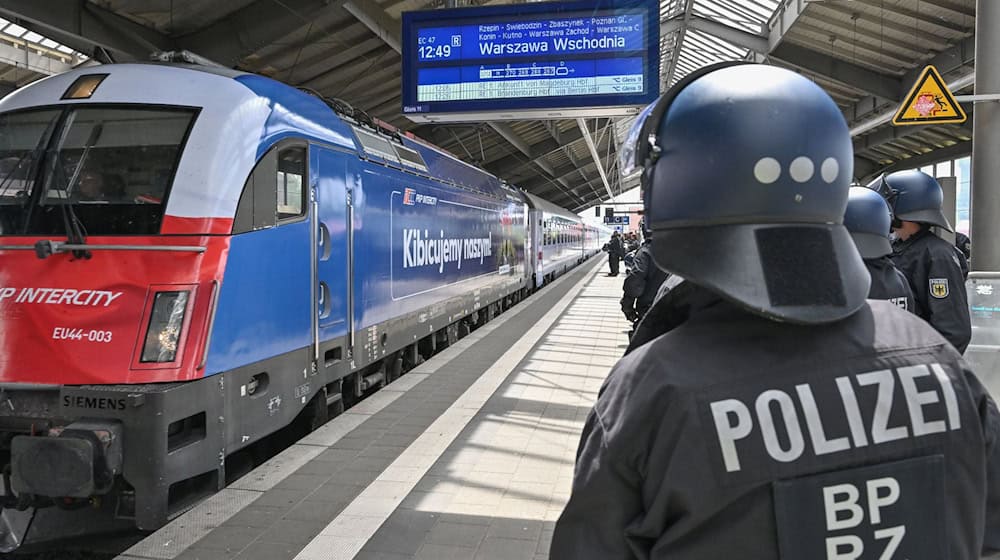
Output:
left=844, top=186, right=914, bottom=311
left=621, top=219, right=669, bottom=334
left=551, top=63, right=1000, bottom=559
left=607, top=230, right=624, bottom=276
left=878, top=170, right=971, bottom=352
left=956, top=230, right=971, bottom=261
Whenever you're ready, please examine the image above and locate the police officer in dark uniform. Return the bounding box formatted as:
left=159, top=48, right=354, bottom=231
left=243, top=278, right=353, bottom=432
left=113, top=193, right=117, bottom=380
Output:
left=876, top=170, right=971, bottom=352
left=621, top=219, right=669, bottom=334
left=551, top=63, right=1000, bottom=559
left=607, top=230, right=624, bottom=276
left=844, top=186, right=914, bottom=311
left=956, top=230, right=971, bottom=261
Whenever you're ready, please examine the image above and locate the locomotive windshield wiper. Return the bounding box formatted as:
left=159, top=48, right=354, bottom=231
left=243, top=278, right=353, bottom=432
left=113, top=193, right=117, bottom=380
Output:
left=53, top=122, right=104, bottom=260
left=0, top=148, right=41, bottom=202
left=0, top=115, right=59, bottom=206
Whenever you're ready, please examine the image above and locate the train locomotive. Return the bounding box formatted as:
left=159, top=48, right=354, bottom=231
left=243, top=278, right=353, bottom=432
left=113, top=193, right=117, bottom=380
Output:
left=0, top=61, right=609, bottom=549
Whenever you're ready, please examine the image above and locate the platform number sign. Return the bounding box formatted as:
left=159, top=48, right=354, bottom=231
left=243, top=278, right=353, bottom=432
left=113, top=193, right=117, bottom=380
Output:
left=604, top=215, right=629, bottom=225
left=773, top=456, right=945, bottom=559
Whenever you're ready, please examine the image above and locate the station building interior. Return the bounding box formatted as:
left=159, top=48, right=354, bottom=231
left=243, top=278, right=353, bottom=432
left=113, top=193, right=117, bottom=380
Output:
left=0, top=0, right=996, bottom=558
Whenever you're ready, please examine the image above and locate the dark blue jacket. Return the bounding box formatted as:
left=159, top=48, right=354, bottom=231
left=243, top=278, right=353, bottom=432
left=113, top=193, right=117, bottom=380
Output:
left=892, top=229, right=971, bottom=352
left=552, top=297, right=1000, bottom=559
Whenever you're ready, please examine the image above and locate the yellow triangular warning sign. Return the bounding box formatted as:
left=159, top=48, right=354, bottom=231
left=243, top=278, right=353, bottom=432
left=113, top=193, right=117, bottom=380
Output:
left=892, top=65, right=967, bottom=126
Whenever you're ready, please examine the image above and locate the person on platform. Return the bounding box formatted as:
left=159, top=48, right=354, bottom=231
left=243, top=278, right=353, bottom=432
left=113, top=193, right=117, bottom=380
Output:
left=621, top=219, right=669, bottom=337
left=550, top=62, right=1000, bottom=560
left=873, top=170, right=971, bottom=352
left=956, top=230, right=971, bottom=262
left=607, top=230, right=624, bottom=276
left=625, top=232, right=640, bottom=253
left=843, top=186, right=914, bottom=311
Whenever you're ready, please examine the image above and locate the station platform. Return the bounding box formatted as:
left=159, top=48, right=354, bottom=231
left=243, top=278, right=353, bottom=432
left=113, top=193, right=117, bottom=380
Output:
left=117, top=257, right=627, bottom=560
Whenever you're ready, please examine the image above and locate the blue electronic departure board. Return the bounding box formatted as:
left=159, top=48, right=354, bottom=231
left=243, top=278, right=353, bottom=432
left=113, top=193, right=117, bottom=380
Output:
left=401, top=0, right=659, bottom=122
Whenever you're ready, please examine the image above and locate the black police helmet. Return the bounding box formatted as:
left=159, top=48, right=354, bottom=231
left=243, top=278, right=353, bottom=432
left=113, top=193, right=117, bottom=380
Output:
left=844, top=187, right=893, bottom=259
left=633, top=63, right=868, bottom=324
left=883, top=169, right=953, bottom=232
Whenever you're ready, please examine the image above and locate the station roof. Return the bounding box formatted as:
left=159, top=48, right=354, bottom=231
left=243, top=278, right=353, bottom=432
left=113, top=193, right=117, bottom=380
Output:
left=0, top=0, right=977, bottom=210
left=0, top=15, right=89, bottom=95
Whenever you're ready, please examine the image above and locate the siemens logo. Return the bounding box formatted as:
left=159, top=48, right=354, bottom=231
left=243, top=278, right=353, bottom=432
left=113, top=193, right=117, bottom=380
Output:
left=62, top=395, right=127, bottom=410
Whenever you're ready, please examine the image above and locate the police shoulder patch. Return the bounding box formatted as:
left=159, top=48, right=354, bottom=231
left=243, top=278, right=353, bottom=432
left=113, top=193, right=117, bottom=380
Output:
left=929, top=278, right=949, bottom=299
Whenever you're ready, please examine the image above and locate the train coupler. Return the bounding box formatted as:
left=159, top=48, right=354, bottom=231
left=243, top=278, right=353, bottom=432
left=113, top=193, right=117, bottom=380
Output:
left=10, top=420, right=123, bottom=499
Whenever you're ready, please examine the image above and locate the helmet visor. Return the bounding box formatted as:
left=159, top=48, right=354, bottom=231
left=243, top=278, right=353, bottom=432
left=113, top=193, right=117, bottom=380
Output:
left=618, top=98, right=660, bottom=177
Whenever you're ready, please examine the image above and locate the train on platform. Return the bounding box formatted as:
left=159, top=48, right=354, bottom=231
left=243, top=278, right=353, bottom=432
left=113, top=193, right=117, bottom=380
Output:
left=0, top=61, right=611, bottom=550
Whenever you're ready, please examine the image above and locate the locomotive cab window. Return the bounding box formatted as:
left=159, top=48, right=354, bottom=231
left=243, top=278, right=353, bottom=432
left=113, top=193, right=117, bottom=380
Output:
left=0, top=105, right=197, bottom=236
left=277, top=147, right=305, bottom=221
left=234, top=142, right=307, bottom=233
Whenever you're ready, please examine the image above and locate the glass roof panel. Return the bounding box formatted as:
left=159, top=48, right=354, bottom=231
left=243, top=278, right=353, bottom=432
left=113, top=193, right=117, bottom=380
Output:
left=3, top=24, right=27, bottom=38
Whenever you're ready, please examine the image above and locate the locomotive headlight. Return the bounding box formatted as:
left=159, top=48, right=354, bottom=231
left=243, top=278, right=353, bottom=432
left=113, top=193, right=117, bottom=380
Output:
left=141, top=291, right=190, bottom=363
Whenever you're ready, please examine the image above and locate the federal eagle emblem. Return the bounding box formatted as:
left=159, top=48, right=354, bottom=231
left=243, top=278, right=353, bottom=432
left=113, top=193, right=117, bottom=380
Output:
left=929, top=278, right=949, bottom=299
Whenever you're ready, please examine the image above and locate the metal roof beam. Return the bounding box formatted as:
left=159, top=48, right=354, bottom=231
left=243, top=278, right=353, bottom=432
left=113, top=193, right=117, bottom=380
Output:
left=542, top=121, right=601, bottom=196
left=343, top=0, right=401, bottom=54
left=484, top=127, right=586, bottom=173
left=799, top=11, right=933, bottom=56
left=291, top=37, right=384, bottom=85
left=853, top=0, right=971, bottom=35
left=664, top=0, right=694, bottom=87
left=924, top=0, right=976, bottom=19
left=415, top=125, right=482, bottom=154
left=0, top=0, right=172, bottom=60
left=769, top=42, right=902, bottom=101
left=853, top=154, right=881, bottom=180
left=820, top=3, right=956, bottom=51
left=577, top=118, right=615, bottom=202
left=542, top=120, right=563, bottom=145
left=0, top=41, right=75, bottom=75
left=488, top=122, right=534, bottom=159
left=660, top=14, right=769, bottom=53
left=854, top=117, right=972, bottom=154
left=487, top=122, right=579, bottom=202
left=257, top=17, right=358, bottom=74
left=324, top=60, right=401, bottom=97
left=767, top=0, right=809, bottom=51
left=523, top=160, right=603, bottom=192
left=179, top=0, right=347, bottom=66
left=877, top=140, right=973, bottom=177
left=358, top=85, right=403, bottom=115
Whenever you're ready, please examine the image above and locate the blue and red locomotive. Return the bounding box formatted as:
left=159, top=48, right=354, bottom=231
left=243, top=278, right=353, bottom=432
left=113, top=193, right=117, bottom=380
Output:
left=0, top=61, right=607, bottom=548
